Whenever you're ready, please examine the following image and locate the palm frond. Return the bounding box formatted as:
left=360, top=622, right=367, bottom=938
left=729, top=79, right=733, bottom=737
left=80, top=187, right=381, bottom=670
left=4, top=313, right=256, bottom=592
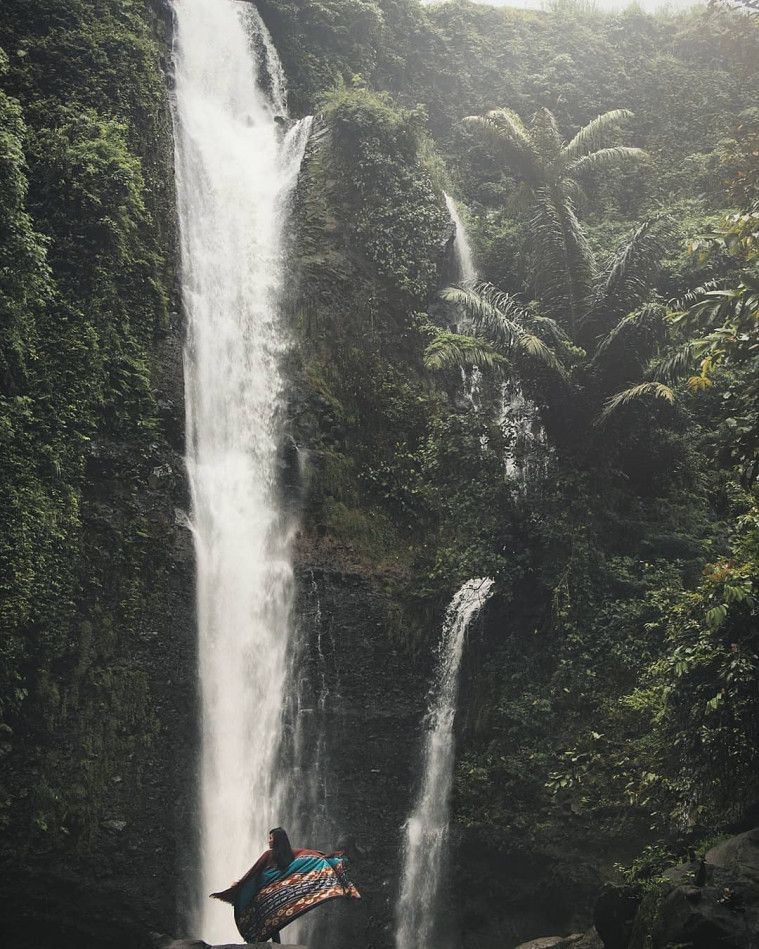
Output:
left=423, top=331, right=506, bottom=371
left=463, top=109, right=542, bottom=185
left=441, top=283, right=567, bottom=376
left=651, top=341, right=704, bottom=383
left=482, top=108, right=532, bottom=145
left=519, top=333, right=566, bottom=374
left=668, top=278, right=723, bottom=312
left=442, top=283, right=535, bottom=330
left=530, top=190, right=596, bottom=329
left=588, top=215, right=671, bottom=328
left=530, top=107, right=564, bottom=166
left=591, top=305, right=666, bottom=369
left=598, top=381, right=676, bottom=424
left=530, top=314, right=573, bottom=350
left=563, top=109, right=634, bottom=160
left=567, top=146, right=647, bottom=177
left=687, top=277, right=759, bottom=324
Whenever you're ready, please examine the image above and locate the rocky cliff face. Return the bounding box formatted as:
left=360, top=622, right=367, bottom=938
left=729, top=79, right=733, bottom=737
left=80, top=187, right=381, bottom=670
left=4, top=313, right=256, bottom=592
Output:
left=0, top=1, right=197, bottom=945
left=286, top=566, right=431, bottom=949
left=273, top=101, right=454, bottom=948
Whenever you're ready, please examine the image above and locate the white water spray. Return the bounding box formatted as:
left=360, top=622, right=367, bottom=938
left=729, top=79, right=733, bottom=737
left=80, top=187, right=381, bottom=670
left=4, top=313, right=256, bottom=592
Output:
left=171, top=0, right=311, bottom=940
left=444, top=192, right=477, bottom=285
left=395, top=578, right=494, bottom=949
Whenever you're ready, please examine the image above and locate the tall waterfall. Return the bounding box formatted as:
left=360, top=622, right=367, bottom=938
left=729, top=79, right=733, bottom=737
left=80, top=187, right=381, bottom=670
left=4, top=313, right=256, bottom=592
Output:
left=395, top=578, right=494, bottom=949
left=444, top=192, right=477, bottom=285
left=170, top=0, right=311, bottom=940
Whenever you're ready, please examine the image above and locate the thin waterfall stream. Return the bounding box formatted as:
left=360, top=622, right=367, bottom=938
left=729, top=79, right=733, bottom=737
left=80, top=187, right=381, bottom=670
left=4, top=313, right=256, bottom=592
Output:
left=170, top=0, right=311, bottom=941
left=395, top=578, right=494, bottom=949
left=444, top=192, right=547, bottom=485
left=444, top=191, right=477, bottom=286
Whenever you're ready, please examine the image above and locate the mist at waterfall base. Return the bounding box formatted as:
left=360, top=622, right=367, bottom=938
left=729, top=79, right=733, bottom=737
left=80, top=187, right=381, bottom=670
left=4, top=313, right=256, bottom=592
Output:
left=395, top=578, right=495, bottom=949
left=171, top=0, right=311, bottom=941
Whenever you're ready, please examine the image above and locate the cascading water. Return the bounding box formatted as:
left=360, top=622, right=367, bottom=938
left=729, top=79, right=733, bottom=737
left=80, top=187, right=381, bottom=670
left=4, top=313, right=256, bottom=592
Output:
left=500, top=380, right=550, bottom=487
left=444, top=191, right=477, bottom=285
left=395, top=578, right=494, bottom=949
left=170, top=0, right=311, bottom=940
left=443, top=192, right=484, bottom=418
left=442, top=194, right=548, bottom=483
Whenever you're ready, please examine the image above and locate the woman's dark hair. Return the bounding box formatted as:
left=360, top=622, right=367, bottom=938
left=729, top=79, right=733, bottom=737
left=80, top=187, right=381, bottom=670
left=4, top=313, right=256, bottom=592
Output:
left=269, top=827, right=295, bottom=871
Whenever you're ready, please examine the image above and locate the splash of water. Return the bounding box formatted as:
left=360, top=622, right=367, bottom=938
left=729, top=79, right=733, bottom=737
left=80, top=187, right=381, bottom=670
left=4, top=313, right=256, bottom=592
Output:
left=395, top=578, right=495, bottom=949
left=170, top=0, right=311, bottom=940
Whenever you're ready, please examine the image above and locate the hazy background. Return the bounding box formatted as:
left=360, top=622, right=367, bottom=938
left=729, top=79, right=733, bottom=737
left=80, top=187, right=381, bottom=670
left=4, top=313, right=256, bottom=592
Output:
left=423, top=0, right=704, bottom=12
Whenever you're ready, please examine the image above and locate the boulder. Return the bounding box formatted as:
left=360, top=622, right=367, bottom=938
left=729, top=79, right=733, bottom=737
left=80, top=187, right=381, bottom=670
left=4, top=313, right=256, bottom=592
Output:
left=649, top=882, right=757, bottom=948
left=707, top=827, right=759, bottom=883
left=514, top=937, right=586, bottom=949
left=567, top=930, right=604, bottom=949
left=627, top=827, right=759, bottom=949
left=513, top=939, right=569, bottom=949
left=593, top=884, right=640, bottom=949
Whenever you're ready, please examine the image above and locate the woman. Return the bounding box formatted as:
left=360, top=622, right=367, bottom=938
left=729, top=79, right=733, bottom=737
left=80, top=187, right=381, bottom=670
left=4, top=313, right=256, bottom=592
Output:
left=211, top=827, right=360, bottom=944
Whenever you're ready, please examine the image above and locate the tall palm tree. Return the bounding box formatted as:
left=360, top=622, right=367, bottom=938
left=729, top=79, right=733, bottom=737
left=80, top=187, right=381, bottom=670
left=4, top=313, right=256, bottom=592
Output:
left=431, top=224, right=673, bottom=423
left=429, top=107, right=675, bottom=426
left=464, top=106, right=646, bottom=331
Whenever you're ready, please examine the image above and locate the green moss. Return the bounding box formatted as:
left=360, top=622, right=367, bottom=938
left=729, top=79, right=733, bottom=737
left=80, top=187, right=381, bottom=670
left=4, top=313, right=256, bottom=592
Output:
left=323, top=499, right=404, bottom=565
left=0, top=0, right=177, bottom=858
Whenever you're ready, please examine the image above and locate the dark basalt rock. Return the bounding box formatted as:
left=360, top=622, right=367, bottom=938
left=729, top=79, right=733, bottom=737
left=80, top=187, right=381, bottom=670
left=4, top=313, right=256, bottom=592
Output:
left=154, top=941, right=306, bottom=949
left=593, top=884, right=640, bottom=949
left=648, top=883, right=754, bottom=949
left=626, top=828, right=759, bottom=949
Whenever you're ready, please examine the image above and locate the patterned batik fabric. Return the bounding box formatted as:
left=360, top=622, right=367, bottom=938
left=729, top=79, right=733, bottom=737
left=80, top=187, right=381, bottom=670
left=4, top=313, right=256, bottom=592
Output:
left=235, top=853, right=361, bottom=942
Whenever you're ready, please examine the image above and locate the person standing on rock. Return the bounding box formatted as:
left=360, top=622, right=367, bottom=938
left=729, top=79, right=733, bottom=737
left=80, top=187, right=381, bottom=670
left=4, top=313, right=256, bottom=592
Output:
left=211, top=826, right=361, bottom=944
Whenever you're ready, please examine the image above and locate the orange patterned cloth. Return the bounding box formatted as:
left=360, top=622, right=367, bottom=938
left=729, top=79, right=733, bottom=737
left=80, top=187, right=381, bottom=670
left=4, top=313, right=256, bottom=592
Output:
left=230, top=852, right=360, bottom=942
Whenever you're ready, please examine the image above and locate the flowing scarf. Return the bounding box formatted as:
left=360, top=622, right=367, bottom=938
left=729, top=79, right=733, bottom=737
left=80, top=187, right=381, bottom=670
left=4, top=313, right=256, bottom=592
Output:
left=232, top=853, right=360, bottom=942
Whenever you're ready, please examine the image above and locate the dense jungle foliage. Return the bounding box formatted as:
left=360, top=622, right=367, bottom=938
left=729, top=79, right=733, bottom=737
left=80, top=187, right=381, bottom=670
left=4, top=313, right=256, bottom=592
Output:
left=0, top=0, right=757, bottom=942
left=0, top=0, right=182, bottom=863
left=262, top=0, right=759, bottom=914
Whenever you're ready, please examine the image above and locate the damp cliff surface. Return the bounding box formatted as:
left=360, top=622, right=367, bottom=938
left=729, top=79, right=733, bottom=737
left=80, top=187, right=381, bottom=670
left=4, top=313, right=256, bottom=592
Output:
left=0, top=1, right=196, bottom=944
left=287, top=566, right=430, bottom=949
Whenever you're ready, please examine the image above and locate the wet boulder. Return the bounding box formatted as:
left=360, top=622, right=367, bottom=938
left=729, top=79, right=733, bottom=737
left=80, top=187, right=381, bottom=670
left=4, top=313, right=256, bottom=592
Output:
left=593, top=884, right=640, bottom=949
left=628, top=827, right=759, bottom=949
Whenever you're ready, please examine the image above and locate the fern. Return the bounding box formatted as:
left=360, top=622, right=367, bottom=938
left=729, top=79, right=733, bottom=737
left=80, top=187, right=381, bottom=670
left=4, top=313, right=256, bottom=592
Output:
left=568, top=146, right=646, bottom=177
left=424, top=330, right=506, bottom=371
left=589, top=215, right=671, bottom=330
left=598, top=382, right=676, bottom=424
left=591, top=306, right=666, bottom=369
left=564, top=109, right=635, bottom=159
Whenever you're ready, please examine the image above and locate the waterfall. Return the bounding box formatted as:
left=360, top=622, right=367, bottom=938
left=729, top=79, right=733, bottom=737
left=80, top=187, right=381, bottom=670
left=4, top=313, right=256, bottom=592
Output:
left=500, top=380, right=550, bottom=488
left=444, top=192, right=477, bottom=285
left=170, top=0, right=311, bottom=940
left=442, top=196, right=548, bottom=485
left=395, top=578, right=494, bottom=949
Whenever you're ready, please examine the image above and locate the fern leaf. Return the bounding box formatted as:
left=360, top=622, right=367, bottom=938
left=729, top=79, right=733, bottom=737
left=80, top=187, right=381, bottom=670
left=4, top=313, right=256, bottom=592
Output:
left=563, top=109, right=634, bottom=160
left=424, top=331, right=506, bottom=371
left=567, top=146, right=647, bottom=177
left=463, top=110, right=542, bottom=185
left=598, top=381, right=676, bottom=424
left=588, top=215, right=671, bottom=330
